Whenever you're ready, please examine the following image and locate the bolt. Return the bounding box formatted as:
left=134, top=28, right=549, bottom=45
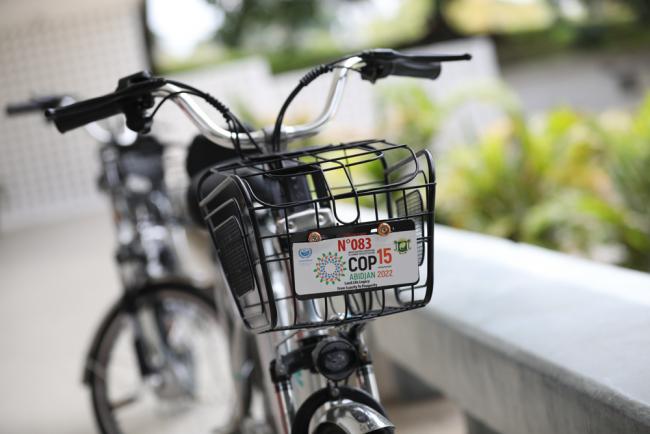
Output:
left=377, top=222, right=391, bottom=236
left=308, top=231, right=322, bottom=242
left=329, top=385, right=340, bottom=399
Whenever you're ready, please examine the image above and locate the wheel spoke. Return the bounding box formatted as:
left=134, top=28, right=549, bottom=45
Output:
left=91, top=289, right=239, bottom=434
left=110, top=393, right=141, bottom=411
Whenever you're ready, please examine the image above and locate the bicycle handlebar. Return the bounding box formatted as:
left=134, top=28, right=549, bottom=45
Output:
left=6, top=95, right=64, bottom=115
left=280, top=56, right=362, bottom=141
left=43, top=58, right=365, bottom=149
left=156, top=83, right=267, bottom=148
left=45, top=75, right=164, bottom=134
left=7, top=94, right=136, bottom=146
left=43, top=49, right=471, bottom=150
left=47, top=93, right=123, bottom=133
left=357, top=49, right=469, bottom=82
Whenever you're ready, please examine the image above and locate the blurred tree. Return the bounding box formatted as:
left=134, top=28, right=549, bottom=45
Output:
left=207, top=0, right=327, bottom=49
left=618, top=0, right=650, bottom=20
left=421, top=0, right=460, bottom=42
left=209, top=0, right=459, bottom=52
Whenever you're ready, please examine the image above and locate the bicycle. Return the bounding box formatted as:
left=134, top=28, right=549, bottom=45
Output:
left=6, top=98, right=230, bottom=433
left=37, top=48, right=471, bottom=434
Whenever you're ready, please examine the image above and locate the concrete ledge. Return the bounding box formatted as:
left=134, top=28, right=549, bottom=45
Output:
left=373, top=225, right=650, bottom=434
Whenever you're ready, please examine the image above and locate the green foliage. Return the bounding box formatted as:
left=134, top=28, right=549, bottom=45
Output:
left=496, top=22, right=650, bottom=64
left=208, top=0, right=324, bottom=49
left=613, top=0, right=650, bottom=20
left=437, top=99, right=610, bottom=254
left=377, top=81, right=650, bottom=271
left=582, top=97, right=650, bottom=270
left=375, top=82, right=444, bottom=149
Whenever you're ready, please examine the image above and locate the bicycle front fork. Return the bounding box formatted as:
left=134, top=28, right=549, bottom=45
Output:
left=269, top=325, right=390, bottom=434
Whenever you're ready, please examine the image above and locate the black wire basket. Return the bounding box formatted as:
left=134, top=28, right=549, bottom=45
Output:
left=198, top=140, right=435, bottom=332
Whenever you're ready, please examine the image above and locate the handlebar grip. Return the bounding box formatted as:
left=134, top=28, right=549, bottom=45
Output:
left=45, top=94, right=122, bottom=133
left=390, top=59, right=441, bottom=80
left=6, top=96, right=64, bottom=115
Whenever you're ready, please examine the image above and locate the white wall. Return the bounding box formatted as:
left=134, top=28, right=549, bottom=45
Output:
left=0, top=0, right=145, bottom=230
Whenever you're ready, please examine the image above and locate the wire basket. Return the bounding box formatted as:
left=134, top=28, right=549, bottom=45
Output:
left=198, top=140, right=435, bottom=332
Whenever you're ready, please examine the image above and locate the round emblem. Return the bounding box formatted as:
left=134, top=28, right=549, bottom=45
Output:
left=313, top=252, right=346, bottom=285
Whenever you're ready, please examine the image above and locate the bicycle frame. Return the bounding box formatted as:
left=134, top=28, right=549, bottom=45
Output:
left=92, top=130, right=204, bottom=394
left=56, top=115, right=200, bottom=399
left=99, top=142, right=180, bottom=287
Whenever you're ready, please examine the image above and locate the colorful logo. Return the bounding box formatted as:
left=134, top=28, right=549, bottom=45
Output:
left=393, top=239, right=411, bottom=254
left=313, top=252, right=346, bottom=285
left=298, top=248, right=312, bottom=258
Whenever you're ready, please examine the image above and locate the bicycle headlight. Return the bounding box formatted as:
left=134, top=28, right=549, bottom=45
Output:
left=312, top=337, right=358, bottom=382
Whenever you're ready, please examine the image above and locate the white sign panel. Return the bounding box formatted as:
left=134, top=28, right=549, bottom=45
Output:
left=292, top=230, right=419, bottom=298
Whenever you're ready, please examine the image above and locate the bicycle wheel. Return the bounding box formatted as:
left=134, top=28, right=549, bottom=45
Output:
left=87, top=284, right=236, bottom=434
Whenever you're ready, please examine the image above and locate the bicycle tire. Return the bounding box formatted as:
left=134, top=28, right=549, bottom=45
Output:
left=86, top=282, right=234, bottom=434
left=314, top=425, right=394, bottom=434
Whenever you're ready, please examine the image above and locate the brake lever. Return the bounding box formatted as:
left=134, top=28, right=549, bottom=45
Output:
left=6, top=95, right=66, bottom=115
left=360, top=48, right=471, bottom=63
left=358, top=49, right=471, bottom=83
left=115, top=71, right=165, bottom=133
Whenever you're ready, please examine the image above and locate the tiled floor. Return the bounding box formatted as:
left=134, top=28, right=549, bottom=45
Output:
left=0, top=212, right=465, bottom=433
left=0, top=213, right=118, bottom=433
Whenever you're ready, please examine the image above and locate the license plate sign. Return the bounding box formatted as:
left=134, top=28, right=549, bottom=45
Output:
left=291, top=221, right=419, bottom=298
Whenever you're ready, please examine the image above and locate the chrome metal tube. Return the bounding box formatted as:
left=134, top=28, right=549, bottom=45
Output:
left=274, top=380, right=297, bottom=434
left=356, top=364, right=381, bottom=402
left=282, top=56, right=363, bottom=139
left=157, top=56, right=364, bottom=149
left=160, top=83, right=265, bottom=149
